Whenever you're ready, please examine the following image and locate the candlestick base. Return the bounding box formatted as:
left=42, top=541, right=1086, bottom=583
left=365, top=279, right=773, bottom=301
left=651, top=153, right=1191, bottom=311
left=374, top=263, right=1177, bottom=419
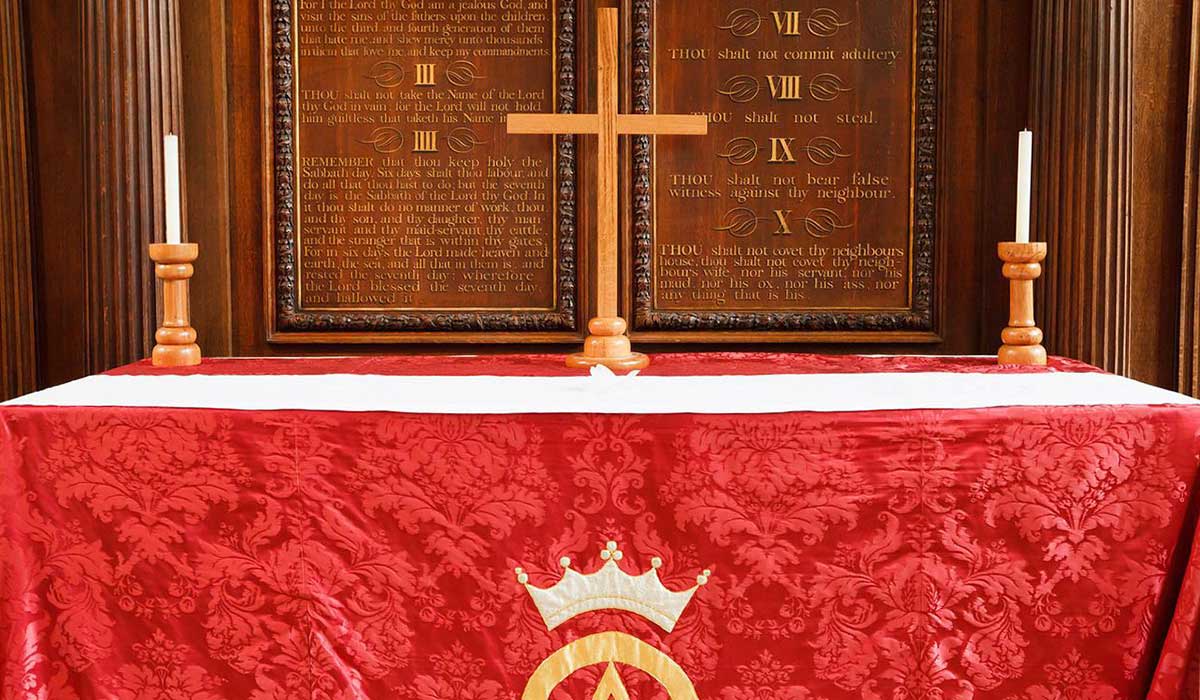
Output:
left=998, top=242, right=1048, bottom=367
left=149, top=243, right=202, bottom=368
left=566, top=317, right=651, bottom=372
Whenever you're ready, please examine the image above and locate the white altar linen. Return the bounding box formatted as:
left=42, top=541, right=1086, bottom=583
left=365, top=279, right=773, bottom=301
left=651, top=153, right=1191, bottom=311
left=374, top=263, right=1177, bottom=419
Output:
left=6, top=368, right=1195, bottom=415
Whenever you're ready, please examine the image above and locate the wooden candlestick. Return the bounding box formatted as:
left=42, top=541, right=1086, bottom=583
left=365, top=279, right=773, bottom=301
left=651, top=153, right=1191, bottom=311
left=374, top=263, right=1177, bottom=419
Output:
left=149, top=243, right=201, bottom=367
left=998, top=242, right=1048, bottom=366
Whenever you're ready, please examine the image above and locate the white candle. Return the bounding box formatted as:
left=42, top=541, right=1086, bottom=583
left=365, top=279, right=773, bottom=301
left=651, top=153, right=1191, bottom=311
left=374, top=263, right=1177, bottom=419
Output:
left=1015, top=130, right=1033, bottom=244
left=163, top=134, right=182, bottom=245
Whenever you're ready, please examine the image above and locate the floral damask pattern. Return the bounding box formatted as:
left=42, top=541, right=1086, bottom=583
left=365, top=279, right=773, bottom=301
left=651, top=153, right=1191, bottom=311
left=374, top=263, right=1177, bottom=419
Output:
left=665, top=416, right=864, bottom=579
left=196, top=418, right=415, bottom=699
left=402, top=642, right=504, bottom=700
left=1004, top=649, right=1120, bottom=700
left=809, top=512, right=1034, bottom=695
left=355, top=416, right=555, bottom=578
left=3, top=399, right=1200, bottom=698
left=974, top=411, right=1183, bottom=584
left=99, top=630, right=223, bottom=699
left=973, top=410, right=1187, bottom=651
left=718, top=651, right=828, bottom=700
left=352, top=416, right=556, bottom=632
left=564, top=416, right=652, bottom=516
left=663, top=416, right=864, bottom=639
left=37, top=411, right=247, bottom=622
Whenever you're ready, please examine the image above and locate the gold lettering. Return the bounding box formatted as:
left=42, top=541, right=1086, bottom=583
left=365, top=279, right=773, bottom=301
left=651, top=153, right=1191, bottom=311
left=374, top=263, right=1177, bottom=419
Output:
left=767, top=75, right=804, bottom=101
left=413, top=130, right=439, bottom=153
left=773, top=209, right=794, bottom=235
left=771, top=11, right=803, bottom=36
left=769, top=137, right=797, bottom=163
left=415, top=63, right=437, bottom=86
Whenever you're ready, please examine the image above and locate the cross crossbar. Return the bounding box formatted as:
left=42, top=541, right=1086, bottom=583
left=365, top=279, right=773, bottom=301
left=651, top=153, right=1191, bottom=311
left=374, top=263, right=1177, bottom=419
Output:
left=505, top=4, right=707, bottom=370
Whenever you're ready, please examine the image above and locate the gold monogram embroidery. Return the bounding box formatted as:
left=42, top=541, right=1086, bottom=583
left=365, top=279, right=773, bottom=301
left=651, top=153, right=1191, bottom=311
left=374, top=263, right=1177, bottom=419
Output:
left=515, top=542, right=710, bottom=700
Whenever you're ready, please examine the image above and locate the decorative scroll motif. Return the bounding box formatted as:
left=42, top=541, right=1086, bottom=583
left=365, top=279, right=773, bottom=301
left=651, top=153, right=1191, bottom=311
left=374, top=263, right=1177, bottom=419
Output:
left=269, top=0, right=579, bottom=334
left=630, top=0, right=940, bottom=333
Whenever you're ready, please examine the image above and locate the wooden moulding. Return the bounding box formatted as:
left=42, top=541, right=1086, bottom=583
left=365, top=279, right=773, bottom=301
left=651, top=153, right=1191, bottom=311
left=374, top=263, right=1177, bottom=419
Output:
left=998, top=242, right=1048, bottom=366
left=149, top=243, right=202, bottom=367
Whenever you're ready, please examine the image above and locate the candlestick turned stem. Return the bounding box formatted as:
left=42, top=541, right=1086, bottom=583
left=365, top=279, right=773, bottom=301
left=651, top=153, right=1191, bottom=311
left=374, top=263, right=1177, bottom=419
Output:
left=149, top=243, right=201, bottom=367
left=998, top=242, right=1047, bottom=366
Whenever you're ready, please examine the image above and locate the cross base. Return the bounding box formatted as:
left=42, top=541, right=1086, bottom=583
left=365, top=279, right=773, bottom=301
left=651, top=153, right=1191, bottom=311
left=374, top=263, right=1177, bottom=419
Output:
left=566, top=317, right=651, bottom=372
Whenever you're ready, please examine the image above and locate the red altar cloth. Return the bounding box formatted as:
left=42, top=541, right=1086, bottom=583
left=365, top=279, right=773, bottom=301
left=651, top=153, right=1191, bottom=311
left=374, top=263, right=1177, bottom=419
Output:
left=2, top=354, right=1200, bottom=699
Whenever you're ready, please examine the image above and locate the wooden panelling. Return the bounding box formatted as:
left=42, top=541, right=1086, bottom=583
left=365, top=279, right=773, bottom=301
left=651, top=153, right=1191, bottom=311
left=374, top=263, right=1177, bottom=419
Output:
left=181, top=0, right=233, bottom=357
left=81, top=0, right=183, bottom=369
left=26, top=0, right=86, bottom=387
left=1180, top=0, right=1200, bottom=395
left=1030, top=0, right=1133, bottom=374
left=629, top=1, right=939, bottom=340
left=25, top=0, right=187, bottom=385
left=7, top=0, right=1193, bottom=388
left=1028, top=0, right=1190, bottom=385
left=1131, top=0, right=1189, bottom=388
left=0, top=0, right=35, bottom=400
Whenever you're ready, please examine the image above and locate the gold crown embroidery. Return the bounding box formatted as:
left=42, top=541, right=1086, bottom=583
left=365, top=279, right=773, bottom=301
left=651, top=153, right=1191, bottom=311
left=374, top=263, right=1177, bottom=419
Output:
left=515, top=541, right=711, bottom=633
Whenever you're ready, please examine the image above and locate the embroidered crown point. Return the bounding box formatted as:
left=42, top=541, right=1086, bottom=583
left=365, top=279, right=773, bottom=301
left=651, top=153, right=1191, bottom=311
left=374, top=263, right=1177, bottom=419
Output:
left=560, top=556, right=572, bottom=569
left=518, top=542, right=709, bottom=633
left=515, top=567, right=529, bottom=585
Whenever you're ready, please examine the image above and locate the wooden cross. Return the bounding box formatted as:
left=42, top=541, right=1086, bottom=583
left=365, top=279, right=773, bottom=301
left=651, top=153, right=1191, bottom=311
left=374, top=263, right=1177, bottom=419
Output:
left=507, top=1, right=707, bottom=371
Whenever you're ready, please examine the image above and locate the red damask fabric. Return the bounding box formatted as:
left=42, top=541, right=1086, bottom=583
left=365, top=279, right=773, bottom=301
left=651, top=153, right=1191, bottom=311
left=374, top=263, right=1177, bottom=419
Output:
left=2, top=356, right=1198, bottom=699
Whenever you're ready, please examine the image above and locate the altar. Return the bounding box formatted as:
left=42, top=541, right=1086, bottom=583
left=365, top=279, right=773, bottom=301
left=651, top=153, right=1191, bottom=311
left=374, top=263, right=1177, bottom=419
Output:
left=3, top=353, right=1200, bottom=699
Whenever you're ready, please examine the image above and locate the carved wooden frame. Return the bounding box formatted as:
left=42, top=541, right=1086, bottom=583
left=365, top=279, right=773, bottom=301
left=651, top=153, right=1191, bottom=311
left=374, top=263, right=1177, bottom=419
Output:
left=266, top=0, right=580, bottom=339
left=629, top=0, right=941, bottom=338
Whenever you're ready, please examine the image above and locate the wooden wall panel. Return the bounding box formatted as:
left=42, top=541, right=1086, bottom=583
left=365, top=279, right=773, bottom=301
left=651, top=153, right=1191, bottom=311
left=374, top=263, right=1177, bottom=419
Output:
left=181, top=0, right=233, bottom=357
left=82, top=0, right=183, bottom=369
left=1029, top=0, right=1191, bottom=386
left=0, top=0, right=35, bottom=401
left=26, top=0, right=86, bottom=387
left=1180, top=0, right=1200, bottom=395
left=10, top=0, right=1195, bottom=388
left=26, top=0, right=186, bottom=384
left=1131, top=0, right=1189, bottom=389
left=1030, top=0, right=1134, bottom=375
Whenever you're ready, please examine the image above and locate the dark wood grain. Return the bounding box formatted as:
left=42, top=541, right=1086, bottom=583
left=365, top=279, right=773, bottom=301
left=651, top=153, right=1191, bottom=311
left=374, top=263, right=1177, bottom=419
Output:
left=1178, top=0, right=1200, bottom=395
left=23, top=0, right=185, bottom=383
left=25, top=0, right=86, bottom=387
left=8, top=0, right=1192, bottom=391
left=181, top=0, right=234, bottom=357
left=210, top=0, right=1031, bottom=356
left=1030, top=0, right=1132, bottom=373
left=0, top=0, right=35, bottom=400
left=1130, top=0, right=1188, bottom=389
left=84, top=0, right=184, bottom=367
left=1030, top=0, right=1189, bottom=384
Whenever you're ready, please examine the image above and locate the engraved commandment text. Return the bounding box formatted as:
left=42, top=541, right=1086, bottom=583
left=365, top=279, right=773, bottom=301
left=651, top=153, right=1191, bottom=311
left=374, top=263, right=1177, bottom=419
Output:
left=294, top=0, right=558, bottom=311
left=649, top=1, right=916, bottom=315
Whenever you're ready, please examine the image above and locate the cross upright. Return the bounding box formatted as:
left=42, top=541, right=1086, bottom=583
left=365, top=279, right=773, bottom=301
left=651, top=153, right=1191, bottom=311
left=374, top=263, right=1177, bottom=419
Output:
left=507, top=0, right=708, bottom=371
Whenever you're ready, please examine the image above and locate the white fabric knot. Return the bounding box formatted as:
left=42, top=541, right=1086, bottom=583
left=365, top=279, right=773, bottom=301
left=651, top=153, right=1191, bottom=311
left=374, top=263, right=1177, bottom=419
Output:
left=589, top=365, right=641, bottom=380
